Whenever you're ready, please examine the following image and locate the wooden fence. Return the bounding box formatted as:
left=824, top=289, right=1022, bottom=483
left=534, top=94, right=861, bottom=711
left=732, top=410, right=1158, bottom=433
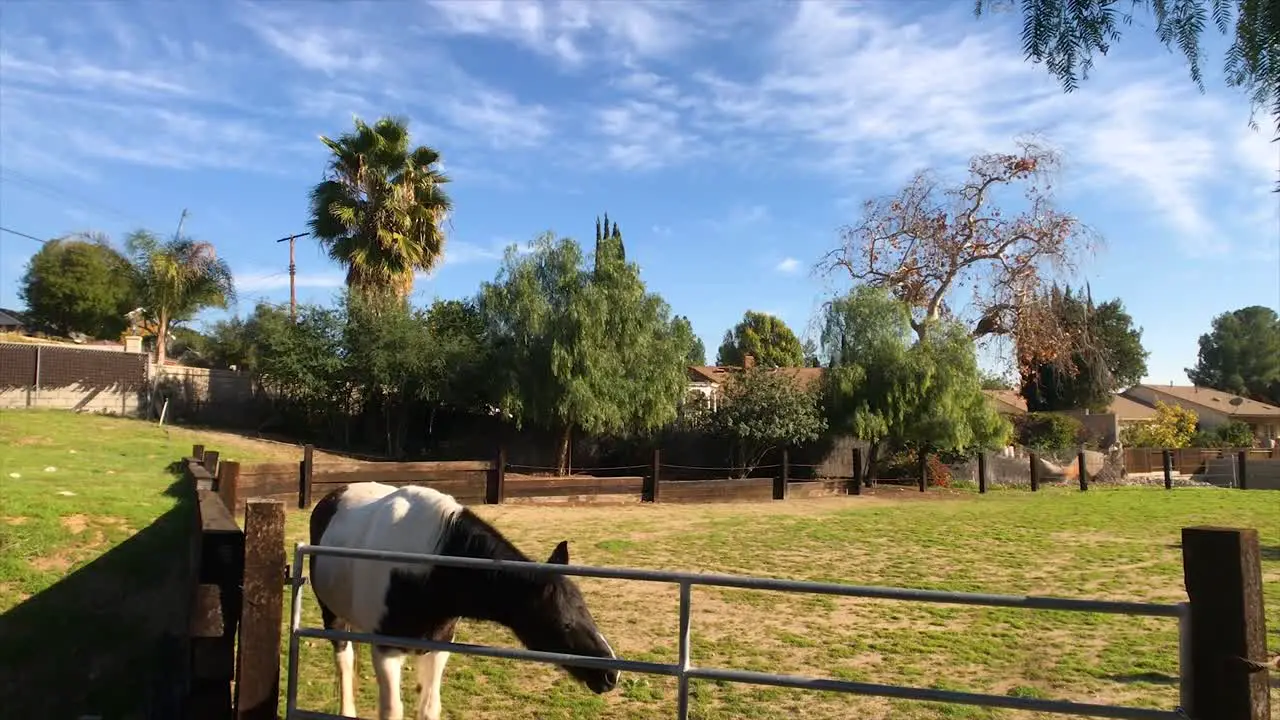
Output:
left=1124, top=446, right=1279, bottom=474
left=178, top=448, right=286, bottom=720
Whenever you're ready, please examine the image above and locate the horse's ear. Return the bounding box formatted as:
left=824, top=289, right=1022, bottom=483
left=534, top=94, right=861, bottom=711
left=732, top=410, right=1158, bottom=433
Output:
left=547, top=540, right=569, bottom=565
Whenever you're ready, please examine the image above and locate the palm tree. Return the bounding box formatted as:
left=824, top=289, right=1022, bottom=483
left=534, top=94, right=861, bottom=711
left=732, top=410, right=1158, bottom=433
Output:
left=126, top=229, right=235, bottom=367
left=308, top=115, right=453, bottom=301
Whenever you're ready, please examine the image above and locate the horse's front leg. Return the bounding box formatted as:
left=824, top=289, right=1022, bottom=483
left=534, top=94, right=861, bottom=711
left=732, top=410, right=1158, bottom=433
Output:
left=414, top=624, right=457, bottom=720
left=372, top=644, right=408, bottom=720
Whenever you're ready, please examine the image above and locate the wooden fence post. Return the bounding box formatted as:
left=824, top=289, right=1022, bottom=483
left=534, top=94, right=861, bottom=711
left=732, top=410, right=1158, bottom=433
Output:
left=192, top=444, right=206, bottom=463
left=1076, top=450, right=1088, bottom=492
left=234, top=500, right=286, bottom=720
left=298, top=445, right=315, bottom=510
left=645, top=448, right=661, bottom=503
left=1163, top=449, right=1174, bottom=490
left=1181, top=526, right=1270, bottom=719
left=774, top=449, right=788, bottom=500
left=1237, top=451, right=1248, bottom=490
left=917, top=449, right=928, bottom=493
left=851, top=447, right=863, bottom=496
left=203, top=450, right=221, bottom=483
left=217, top=461, right=241, bottom=515
left=977, top=452, right=988, bottom=494
left=487, top=445, right=506, bottom=505
left=190, top=491, right=244, bottom=720
left=1029, top=453, right=1040, bottom=492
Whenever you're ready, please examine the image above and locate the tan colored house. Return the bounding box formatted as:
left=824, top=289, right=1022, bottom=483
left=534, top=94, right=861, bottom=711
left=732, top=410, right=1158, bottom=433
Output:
left=1121, top=384, right=1280, bottom=441
left=982, top=389, right=1027, bottom=417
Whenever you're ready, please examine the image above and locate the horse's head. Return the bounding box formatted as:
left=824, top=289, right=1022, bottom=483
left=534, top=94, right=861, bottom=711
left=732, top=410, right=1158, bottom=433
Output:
left=519, top=540, right=619, bottom=694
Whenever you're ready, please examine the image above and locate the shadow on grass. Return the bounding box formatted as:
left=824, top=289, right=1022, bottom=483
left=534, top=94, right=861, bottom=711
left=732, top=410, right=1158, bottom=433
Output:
left=1106, top=672, right=1178, bottom=686
left=0, top=475, right=195, bottom=719
left=1261, top=545, right=1280, bottom=561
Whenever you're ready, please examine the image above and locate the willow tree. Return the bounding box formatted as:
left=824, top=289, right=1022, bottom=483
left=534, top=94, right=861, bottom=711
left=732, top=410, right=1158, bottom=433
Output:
left=479, top=231, right=692, bottom=473
left=308, top=115, right=453, bottom=300
left=126, top=229, right=235, bottom=367
left=816, top=141, right=1098, bottom=377
left=820, top=285, right=1010, bottom=476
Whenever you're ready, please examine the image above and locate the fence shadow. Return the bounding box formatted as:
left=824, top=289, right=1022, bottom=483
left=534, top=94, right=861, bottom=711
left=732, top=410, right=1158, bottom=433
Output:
left=1106, top=671, right=1178, bottom=686
left=0, top=475, right=195, bottom=719
left=1261, top=545, right=1280, bottom=561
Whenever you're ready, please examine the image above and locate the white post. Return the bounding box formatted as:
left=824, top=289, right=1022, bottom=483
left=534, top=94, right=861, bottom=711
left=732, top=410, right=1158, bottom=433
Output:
left=285, top=542, right=307, bottom=718
left=676, top=581, right=693, bottom=720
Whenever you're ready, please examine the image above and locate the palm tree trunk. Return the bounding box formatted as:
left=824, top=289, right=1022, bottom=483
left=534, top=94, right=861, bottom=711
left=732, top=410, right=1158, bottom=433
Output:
left=155, top=311, right=169, bottom=367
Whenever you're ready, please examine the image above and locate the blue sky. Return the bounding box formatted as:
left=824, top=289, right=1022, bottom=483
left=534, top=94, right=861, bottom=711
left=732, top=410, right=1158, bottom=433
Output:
left=0, top=0, right=1277, bottom=385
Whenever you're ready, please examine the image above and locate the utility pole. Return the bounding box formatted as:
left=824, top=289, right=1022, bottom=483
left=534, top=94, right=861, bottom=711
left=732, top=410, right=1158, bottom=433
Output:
left=274, top=231, right=310, bottom=322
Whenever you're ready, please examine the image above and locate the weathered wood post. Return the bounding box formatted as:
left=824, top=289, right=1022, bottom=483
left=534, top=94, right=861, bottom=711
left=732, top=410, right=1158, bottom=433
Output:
left=645, top=448, right=661, bottom=503
left=202, top=450, right=221, bottom=483
left=217, top=461, right=241, bottom=515
left=851, top=447, right=863, bottom=496
left=1181, top=526, right=1270, bottom=719
left=487, top=445, right=506, bottom=505
left=774, top=449, right=789, bottom=500
left=234, top=500, right=286, bottom=720
left=977, top=452, right=988, bottom=494
left=1237, top=450, right=1249, bottom=490
left=298, top=444, right=315, bottom=509
left=1076, top=450, right=1088, bottom=492
left=192, top=444, right=206, bottom=463
left=190, top=490, right=244, bottom=720
left=917, top=449, right=928, bottom=493
left=1029, top=453, right=1040, bottom=492
left=1163, top=449, right=1174, bottom=490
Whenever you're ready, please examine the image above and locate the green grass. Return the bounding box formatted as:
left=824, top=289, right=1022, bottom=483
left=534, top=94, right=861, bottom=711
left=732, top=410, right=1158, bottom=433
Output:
left=283, top=487, right=1280, bottom=719
left=0, top=409, right=311, bottom=719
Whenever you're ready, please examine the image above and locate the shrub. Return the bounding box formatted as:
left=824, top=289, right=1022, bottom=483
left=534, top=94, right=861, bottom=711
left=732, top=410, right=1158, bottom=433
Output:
left=1189, top=421, right=1255, bottom=448
left=1120, top=401, right=1198, bottom=448
left=1015, top=412, right=1085, bottom=450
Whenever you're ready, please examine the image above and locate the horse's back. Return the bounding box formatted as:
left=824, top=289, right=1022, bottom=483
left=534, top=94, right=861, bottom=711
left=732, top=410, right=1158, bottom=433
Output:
left=309, top=482, right=464, bottom=631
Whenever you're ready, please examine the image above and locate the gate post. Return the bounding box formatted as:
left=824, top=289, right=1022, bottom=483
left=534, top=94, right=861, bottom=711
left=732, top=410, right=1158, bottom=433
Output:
left=1180, top=526, right=1270, bottom=719
left=235, top=500, right=286, bottom=720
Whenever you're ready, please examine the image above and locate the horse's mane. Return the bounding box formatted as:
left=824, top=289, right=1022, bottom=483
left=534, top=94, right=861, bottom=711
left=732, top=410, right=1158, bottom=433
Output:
left=442, top=507, right=551, bottom=585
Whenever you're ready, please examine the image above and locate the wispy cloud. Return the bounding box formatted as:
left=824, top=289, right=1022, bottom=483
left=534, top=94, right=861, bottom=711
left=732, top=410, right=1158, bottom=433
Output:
left=775, top=257, right=801, bottom=275
left=438, top=89, right=553, bottom=150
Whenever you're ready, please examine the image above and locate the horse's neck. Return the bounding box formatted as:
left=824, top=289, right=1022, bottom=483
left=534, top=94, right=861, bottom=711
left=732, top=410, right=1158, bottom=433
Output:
left=441, top=511, right=545, bottom=634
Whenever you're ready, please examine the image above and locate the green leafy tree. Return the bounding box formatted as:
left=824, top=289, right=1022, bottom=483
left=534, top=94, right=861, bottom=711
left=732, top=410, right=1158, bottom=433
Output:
left=422, top=298, right=493, bottom=413
left=820, top=285, right=1011, bottom=476
left=126, top=229, right=235, bottom=367
left=18, top=233, right=138, bottom=339
left=1185, top=305, right=1280, bottom=405
left=1019, top=286, right=1149, bottom=412
left=1191, top=420, right=1256, bottom=448
left=309, top=115, right=453, bottom=300
left=252, top=301, right=349, bottom=428
left=980, top=370, right=1015, bottom=390
left=671, top=315, right=706, bottom=365
left=479, top=231, right=690, bottom=472
left=1015, top=412, right=1086, bottom=450
left=716, top=310, right=806, bottom=367
left=711, top=366, right=827, bottom=476
left=975, top=0, right=1280, bottom=143
left=1121, top=400, right=1199, bottom=448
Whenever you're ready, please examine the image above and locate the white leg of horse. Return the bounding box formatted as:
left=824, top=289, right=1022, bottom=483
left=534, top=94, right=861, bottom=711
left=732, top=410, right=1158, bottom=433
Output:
left=414, top=649, right=452, bottom=720
left=335, top=640, right=357, bottom=718
left=372, top=645, right=407, bottom=720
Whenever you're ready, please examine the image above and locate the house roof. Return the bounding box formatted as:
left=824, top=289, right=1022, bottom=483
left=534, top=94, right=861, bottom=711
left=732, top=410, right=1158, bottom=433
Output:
left=982, top=389, right=1027, bottom=414
left=0, top=309, right=24, bottom=327
left=1130, top=384, right=1280, bottom=418
left=687, top=364, right=824, bottom=390
left=1106, top=394, right=1159, bottom=421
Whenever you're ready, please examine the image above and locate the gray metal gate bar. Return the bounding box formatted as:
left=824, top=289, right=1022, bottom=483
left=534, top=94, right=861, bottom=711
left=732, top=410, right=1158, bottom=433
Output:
left=285, top=543, right=1190, bottom=720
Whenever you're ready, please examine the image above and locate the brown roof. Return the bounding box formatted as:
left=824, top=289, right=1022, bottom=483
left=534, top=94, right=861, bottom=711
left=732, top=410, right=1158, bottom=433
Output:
left=1106, top=395, right=1159, bottom=421
left=982, top=389, right=1027, bottom=414
left=687, top=365, right=824, bottom=390
left=1132, top=384, right=1280, bottom=418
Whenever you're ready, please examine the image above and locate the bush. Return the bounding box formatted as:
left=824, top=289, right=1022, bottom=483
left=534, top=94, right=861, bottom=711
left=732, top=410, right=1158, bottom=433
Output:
left=876, top=449, right=953, bottom=487
left=1189, top=421, right=1255, bottom=448
left=1015, top=412, right=1085, bottom=450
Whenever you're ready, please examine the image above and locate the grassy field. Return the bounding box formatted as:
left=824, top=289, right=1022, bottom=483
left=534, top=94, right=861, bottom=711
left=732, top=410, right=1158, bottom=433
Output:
left=1, top=410, right=1276, bottom=719
left=283, top=488, right=1280, bottom=719
left=0, top=409, right=334, bottom=719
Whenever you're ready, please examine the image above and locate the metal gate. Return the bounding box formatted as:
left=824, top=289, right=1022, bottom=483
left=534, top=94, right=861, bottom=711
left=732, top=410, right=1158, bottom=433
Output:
left=285, top=543, right=1191, bottom=720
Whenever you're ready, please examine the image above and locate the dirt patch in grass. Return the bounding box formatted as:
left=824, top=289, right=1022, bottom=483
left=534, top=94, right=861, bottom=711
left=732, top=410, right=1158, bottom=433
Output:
left=1, top=516, right=27, bottom=526
left=12, top=435, right=53, bottom=446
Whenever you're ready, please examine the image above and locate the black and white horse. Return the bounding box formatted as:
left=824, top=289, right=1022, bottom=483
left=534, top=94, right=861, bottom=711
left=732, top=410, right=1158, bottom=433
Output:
left=309, top=482, right=620, bottom=720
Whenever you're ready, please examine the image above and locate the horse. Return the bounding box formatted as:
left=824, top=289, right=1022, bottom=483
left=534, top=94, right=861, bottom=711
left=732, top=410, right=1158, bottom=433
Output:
left=308, top=481, right=620, bottom=720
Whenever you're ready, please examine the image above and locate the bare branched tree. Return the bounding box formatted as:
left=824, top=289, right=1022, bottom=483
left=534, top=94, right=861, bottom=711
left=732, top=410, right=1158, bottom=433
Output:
left=815, top=140, right=1100, bottom=375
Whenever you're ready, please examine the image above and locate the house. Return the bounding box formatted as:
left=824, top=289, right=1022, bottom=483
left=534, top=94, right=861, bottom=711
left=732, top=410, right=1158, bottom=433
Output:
left=982, top=389, right=1027, bottom=417
left=1121, top=384, right=1280, bottom=441
left=685, top=354, right=823, bottom=412
left=0, top=308, right=25, bottom=333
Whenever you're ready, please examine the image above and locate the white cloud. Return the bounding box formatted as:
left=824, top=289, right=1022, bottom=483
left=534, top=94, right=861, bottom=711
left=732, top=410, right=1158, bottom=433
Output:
left=438, top=89, right=553, bottom=149
left=594, top=99, right=703, bottom=170
left=775, top=257, right=801, bottom=274
left=235, top=3, right=384, bottom=75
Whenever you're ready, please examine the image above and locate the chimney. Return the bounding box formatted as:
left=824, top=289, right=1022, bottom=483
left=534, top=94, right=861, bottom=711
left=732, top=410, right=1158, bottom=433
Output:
left=123, top=335, right=143, bottom=354
left=743, top=354, right=756, bottom=369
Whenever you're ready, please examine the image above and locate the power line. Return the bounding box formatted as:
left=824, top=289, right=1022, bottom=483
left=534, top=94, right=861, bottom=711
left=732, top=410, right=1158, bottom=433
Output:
left=0, top=226, right=48, bottom=244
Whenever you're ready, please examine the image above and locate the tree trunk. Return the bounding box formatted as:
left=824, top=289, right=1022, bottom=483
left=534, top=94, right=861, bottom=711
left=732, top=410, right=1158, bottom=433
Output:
left=558, top=424, right=573, bottom=476
left=155, top=311, right=169, bottom=368
left=866, top=442, right=882, bottom=485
